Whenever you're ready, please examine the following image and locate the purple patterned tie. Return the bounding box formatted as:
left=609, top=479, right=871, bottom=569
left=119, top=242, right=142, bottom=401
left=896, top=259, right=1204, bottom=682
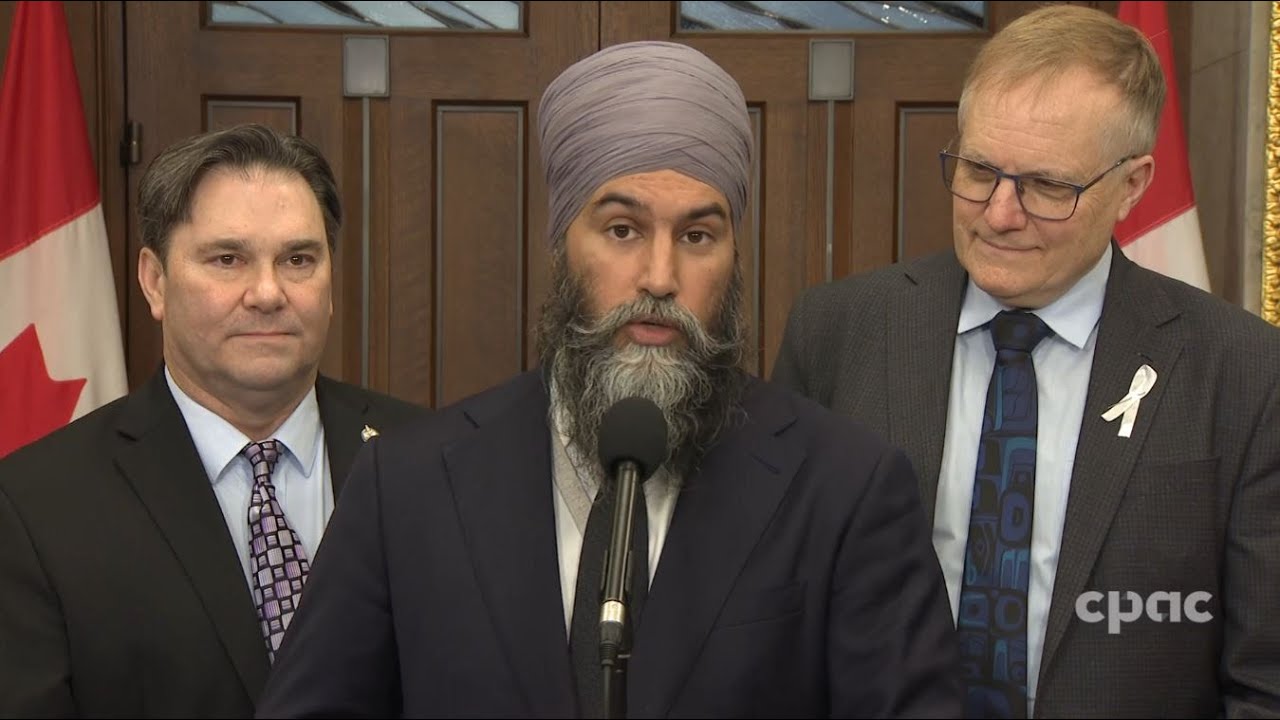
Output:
left=243, top=440, right=310, bottom=662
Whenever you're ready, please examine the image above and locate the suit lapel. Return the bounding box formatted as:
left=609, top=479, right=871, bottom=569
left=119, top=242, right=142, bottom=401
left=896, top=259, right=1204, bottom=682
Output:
left=627, top=379, right=802, bottom=717
left=113, top=371, right=270, bottom=702
left=315, top=376, right=368, bottom=498
left=1036, top=250, right=1184, bottom=691
left=888, top=255, right=967, bottom=520
left=442, top=374, right=576, bottom=717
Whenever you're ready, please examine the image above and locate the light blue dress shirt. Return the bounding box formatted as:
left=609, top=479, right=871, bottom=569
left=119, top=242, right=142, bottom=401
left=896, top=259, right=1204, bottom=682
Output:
left=165, top=368, right=334, bottom=596
left=933, top=243, right=1111, bottom=717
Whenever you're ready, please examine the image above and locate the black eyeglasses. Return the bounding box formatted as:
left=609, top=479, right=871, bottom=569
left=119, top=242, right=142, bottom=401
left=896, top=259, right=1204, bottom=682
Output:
left=939, top=151, right=1134, bottom=221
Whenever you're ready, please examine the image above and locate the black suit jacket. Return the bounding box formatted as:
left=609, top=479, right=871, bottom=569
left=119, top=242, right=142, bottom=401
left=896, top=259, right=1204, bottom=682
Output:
left=255, top=371, right=963, bottom=718
left=0, top=369, right=428, bottom=718
left=772, top=246, right=1280, bottom=718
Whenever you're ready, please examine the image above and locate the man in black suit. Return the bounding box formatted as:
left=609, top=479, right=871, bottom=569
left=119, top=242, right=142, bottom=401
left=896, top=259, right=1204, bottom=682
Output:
left=0, top=124, right=427, bottom=717
left=256, top=41, right=962, bottom=718
left=773, top=6, right=1280, bottom=718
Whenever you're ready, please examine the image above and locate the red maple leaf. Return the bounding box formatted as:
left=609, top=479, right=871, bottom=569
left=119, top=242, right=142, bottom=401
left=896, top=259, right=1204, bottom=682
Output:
left=0, top=324, right=86, bottom=458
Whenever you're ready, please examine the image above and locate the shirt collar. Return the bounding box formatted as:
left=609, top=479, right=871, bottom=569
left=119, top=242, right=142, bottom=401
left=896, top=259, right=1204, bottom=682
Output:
left=165, top=367, right=321, bottom=484
left=957, top=242, right=1111, bottom=350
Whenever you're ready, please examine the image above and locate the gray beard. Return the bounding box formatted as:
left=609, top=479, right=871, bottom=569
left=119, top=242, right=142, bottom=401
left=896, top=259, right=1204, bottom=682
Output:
left=535, top=250, right=748, bottom=486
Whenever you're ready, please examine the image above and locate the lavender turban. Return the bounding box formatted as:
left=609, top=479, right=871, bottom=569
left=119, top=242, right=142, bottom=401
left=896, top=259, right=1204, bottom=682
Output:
left=537, top=41, right=752, bottom=245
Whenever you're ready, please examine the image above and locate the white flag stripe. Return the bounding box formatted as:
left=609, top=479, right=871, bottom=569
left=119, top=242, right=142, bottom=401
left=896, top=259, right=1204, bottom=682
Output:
left=0, top=204, right=128, bottom=418
left=1120, top=207, right=1211, bottom=291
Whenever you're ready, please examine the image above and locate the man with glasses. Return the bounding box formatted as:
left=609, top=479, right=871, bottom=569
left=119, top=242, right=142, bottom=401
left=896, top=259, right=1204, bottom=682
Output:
left=774, top=4, right=1280, bottom=719
left=941, top=153, right=1134, bottom=224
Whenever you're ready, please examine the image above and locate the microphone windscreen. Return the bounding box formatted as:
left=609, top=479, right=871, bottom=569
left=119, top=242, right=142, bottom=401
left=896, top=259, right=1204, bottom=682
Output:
left=597, top=397, right=668, bottom=481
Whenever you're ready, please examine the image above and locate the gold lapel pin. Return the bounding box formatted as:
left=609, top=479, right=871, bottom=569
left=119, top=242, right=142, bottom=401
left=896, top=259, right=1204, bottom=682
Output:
left=361, top=425, right=380, bottom=442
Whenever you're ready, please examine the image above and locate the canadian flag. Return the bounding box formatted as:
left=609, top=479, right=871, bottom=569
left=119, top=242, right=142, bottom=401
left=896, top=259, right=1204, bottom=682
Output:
left=0, top=1, right=127, bottom=458
left=1115, top=0, right=1211, bottom=292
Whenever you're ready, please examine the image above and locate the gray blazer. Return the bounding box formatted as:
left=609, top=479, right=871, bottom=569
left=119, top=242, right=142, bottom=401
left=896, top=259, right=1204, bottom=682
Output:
left=772, top=245, right=1280, bottom=718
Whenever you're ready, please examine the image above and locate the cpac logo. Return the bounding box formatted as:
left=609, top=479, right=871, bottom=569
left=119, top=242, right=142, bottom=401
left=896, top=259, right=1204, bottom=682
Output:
left=1075, top=591, right=1213, bottom=635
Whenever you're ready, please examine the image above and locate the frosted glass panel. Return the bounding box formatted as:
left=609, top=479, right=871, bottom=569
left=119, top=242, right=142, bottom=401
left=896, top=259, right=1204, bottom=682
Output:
left=209, top=1, right=523, bottom=30
left=241, top=1, right=369, bottom=26
left=679, top=1, right=985, bottom=32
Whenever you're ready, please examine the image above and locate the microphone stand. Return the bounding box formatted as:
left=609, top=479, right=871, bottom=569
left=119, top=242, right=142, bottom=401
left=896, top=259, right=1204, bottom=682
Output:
left=599, top=459, right=641, bottom=719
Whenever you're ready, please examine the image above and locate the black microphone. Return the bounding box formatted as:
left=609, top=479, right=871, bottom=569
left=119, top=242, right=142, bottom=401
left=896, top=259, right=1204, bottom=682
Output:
left=595, top=396, right=667, bottom=719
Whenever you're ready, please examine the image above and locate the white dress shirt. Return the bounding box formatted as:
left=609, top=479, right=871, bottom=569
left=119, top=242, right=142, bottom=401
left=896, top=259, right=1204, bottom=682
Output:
left=933, top=244, right=1111, bottom=717
left=166, top=368, right=334, bottom=596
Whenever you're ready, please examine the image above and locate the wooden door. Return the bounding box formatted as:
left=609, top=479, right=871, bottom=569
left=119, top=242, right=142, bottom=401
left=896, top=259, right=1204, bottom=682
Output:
left=121, top=1, right=1106, bottom=406
left=600, top=1, right=1054, bottom=379
left=123, top=1, right=597, bottom=407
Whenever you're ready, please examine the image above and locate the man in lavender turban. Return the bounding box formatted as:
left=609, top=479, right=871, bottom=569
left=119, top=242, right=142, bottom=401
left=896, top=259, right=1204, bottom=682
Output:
left=534, top=40, right=754, bottom=502
left=537, top=40, right=753, bottom=248
left=257, top=42, right=962, bottom=720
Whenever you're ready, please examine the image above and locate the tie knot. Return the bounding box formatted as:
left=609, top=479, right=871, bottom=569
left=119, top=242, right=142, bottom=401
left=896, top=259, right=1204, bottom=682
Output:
left=242, top=440, right=281, bottom=479
left=989, top=310, right=1053, bottom=353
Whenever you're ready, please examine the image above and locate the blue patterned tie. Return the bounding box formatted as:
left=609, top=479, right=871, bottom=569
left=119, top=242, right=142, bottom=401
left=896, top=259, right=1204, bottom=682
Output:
left=958, top=311, right=1053, bottom=719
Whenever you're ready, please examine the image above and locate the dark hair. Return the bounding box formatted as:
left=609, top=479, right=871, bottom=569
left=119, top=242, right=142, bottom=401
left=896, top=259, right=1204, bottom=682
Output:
left=137, top=123, right=341, bottom=261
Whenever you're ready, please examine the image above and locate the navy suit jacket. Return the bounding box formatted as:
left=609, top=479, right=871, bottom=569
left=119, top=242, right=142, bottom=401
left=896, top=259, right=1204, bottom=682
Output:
left=257, top=371, right=963, bottom=718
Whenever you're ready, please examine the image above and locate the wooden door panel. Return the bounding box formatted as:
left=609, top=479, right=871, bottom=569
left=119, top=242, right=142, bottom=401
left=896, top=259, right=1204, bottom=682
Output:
left=382, top=2, right=598, bottom=406
left=850, top=32, right=1000, bottom=275
left=898, top=107, right=958, bottom=262
left=204, top=99, right=299, bottom=135
left=601, top=1, right=1055, bottom=379
left=435, top=106, right=524, bottom=407
left=121, top=0, right=1130, bottom=406
left=124, top=2, right=599, bottom=407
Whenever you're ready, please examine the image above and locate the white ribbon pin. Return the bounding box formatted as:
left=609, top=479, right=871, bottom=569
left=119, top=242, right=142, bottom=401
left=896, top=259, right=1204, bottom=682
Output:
left=361, top=424, right=380, bottom=442
left=1101, top=364, right=1157, bottom=438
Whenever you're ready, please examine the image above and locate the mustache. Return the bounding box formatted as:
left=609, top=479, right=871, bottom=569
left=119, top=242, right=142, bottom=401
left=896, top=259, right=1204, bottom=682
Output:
left=576, top=292, right=701, bottom=335
left=566, top=293, right=721, bottom=357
